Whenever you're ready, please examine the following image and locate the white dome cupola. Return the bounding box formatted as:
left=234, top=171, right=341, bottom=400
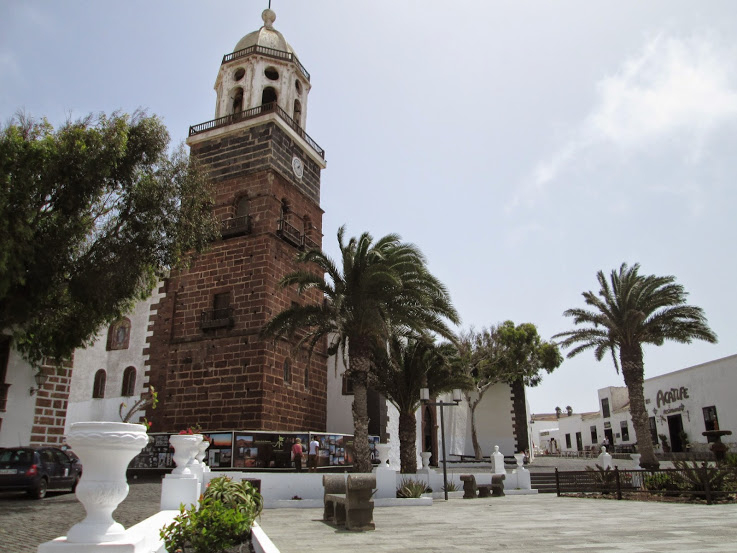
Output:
left=213, top=9, right=311, bottom=130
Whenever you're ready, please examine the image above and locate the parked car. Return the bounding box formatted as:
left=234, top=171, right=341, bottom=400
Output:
left=0, top=447, right=82, bottom=499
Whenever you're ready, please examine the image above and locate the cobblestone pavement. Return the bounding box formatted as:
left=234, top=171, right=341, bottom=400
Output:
left=0, top=481, right=162, bottom=553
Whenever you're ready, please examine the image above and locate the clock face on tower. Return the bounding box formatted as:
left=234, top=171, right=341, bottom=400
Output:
left=291, top=155, right=304, bottom=179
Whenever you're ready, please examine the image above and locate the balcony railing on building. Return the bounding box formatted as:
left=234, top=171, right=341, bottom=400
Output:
left=200, top=307, right=234, bottom=331
left=222, top=44, right=310, bottom=82
left=276, top=219, right=322, bottom=251
left=188, top=102, right=325, bottom=160
left=221, top=215, right=251, bottom=239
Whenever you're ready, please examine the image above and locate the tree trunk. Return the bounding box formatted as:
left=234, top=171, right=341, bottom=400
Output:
left=620, top=345, right=659, bottom=470
left=470, top=400, right=482, bottom=460
left=398, top=411, right=418, bottom=474
left=349, top=351, right=372, bottom=473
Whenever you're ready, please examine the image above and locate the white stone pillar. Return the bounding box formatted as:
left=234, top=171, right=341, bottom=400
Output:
left=492, top=445, right=505, bottom=475
left=161, top=434, right=202, bottom=510
left=598, top=446, right=613, bottom=470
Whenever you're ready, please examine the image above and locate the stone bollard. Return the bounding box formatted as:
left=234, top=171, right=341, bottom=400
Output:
left=62, top=422, right=149, bottom=543
left=161, top=434, right=202, bottom=510
left=460, top=474, right=477, bottom=499
left=598, top=446, right=613, bottom=470
left=492, top=445, right=505, bottom=475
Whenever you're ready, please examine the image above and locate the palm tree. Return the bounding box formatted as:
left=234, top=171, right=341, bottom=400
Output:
left=371, top=334, right=470, bottom=474
left=262, top=226, right=460, bottom=472
left=554, top=263, right=717, bottom=469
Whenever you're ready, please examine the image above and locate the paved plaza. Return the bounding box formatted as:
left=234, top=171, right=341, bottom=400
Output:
left=259, top=494, right=737, bottom=553
left=0, top=458, right=733, bottom=553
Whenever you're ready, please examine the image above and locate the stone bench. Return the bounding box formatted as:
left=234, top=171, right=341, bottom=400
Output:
left=323, top=474, right=375, bottom=531
left=461, top=474, right=505, bottom=499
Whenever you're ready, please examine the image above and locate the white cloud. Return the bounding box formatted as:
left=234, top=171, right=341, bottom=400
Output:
left=513, top=32, right=737, bottom=208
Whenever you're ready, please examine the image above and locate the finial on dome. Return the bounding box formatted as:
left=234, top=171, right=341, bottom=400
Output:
left=262, top=9, right=276, bottom=29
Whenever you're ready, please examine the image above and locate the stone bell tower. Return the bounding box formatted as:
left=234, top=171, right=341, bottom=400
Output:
left=146, top=9, right=328, bottom=433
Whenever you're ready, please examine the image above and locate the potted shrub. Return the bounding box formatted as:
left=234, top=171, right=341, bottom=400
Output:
left=161, top=476, right=262, bottom=553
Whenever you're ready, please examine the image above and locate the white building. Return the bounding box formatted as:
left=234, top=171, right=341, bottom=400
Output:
left=532, top=354, right=737, bottom=456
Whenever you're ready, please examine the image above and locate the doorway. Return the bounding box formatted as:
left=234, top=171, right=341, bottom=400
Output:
left=575, top=432, right=583, bottom=452
left=604, top=428, right=614, bottom=448
left=668, top=414, right=684, bottom=452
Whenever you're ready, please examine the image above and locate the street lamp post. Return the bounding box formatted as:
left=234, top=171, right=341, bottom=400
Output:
left=420, top=387, right=462, bottom=501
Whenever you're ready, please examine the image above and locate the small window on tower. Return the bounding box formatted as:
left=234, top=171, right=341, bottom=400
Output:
left=293, top=99, right=302, bottom=124
left=264, top=67, right=279, bottom=81
left=295, top=79, right=301, bottom=93
left=236, top=196, right=249, bottom=218
left=121, top=366, right=136, bottom=397
left=234, top=68, right=245, bottom=81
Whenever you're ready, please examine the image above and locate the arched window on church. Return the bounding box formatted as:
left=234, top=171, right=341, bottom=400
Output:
left=107, top=318, right=131, bottom=351
left=293, top=99, right=302, bottom=125
left=283, top=358, right=291, bottom=385
left=93, top=369, right=107, bottom=399
left=262, top=86, right=277, bottom=106
left=121, top=366, right=136, bottom=397
left=231, top=87, right=244, bottom=114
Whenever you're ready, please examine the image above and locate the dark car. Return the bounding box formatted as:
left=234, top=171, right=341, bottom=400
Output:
left=0, top=447, right=82, bottom=499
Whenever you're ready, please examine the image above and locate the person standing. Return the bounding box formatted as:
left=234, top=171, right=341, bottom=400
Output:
left=308, top=437, right=320, bottom=472
left=292, top=438, right=305, bottom=472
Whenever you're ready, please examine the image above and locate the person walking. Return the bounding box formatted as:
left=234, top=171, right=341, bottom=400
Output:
left=308, top=437, right=320, bottom=472
left=292, top=438, right=305, bottom=472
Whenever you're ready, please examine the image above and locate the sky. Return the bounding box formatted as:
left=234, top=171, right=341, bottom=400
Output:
left=2, top=1, right=736, bottom=415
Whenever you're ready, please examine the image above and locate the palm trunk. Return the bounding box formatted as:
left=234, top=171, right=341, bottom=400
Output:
left=470, top=400, right=482, bottom=460
left=348, top=342, right=373, bottom=473
left=620, top=345, right=659, bottom=470
left=399, top=411, right=417, bottom=474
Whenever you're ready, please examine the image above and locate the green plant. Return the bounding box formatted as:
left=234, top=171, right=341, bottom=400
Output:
left=585, top=464, right=616, bottom=493
left=442, top=480, right=460, bottom=492
left=672, top=461, right=736, bottom=498
left=396, top=477, right=430, bottom=498
left=643, top=472, right=681, bottom=496
left=204, top=477, right=263, bottom=518
left=160, top=477, right=263, bottom=553
left=160, top=498, right=254, bottom=553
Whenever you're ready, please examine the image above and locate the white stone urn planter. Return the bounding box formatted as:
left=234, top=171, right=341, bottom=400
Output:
left=169, top=434, right=201, bottom=478
left=196, top=437, right=211, bottom=465
left=375, top=443, right=391, bottom=467
left=64, top=421, right=149, bottom=543
left=421, top=451, right=432, bottom=469
left=514, top=453, right=525, bottom=469
left=630, top=453, right=642, bottom=470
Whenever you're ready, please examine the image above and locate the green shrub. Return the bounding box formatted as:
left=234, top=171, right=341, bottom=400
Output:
left=585, top=464, right=616, bottom=494
left=204, top=476, right=263, bottom=518
left=643, top=472, right=681, bottom=496
left=396, top=477, right=430, bottom=498
left=672, top=461, right=736, bottom=497
left=442, top=480, right=459, bottom=492
left=160, top=477, right=263, bottom=553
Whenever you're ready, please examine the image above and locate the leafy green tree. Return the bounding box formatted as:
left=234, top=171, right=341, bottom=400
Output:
left=371, top=334, right=471, bottom=474
left=0, top=112, right=218, bottom=365
left=459, top=321, right=562, bottom=459
left=261, top=226, right=459, bottom=472
left=554, top=263, right=717, bottom=469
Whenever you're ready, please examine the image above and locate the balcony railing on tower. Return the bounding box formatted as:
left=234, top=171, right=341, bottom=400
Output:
left=222, top=44, right=310, bottom=82
left=221, top=215, right=251, bottom=239
left=200, top=307, right=234, bottom=330
left=188, top=102, right=325, bottom=160
left=277, top=218, right=303, bottom=248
